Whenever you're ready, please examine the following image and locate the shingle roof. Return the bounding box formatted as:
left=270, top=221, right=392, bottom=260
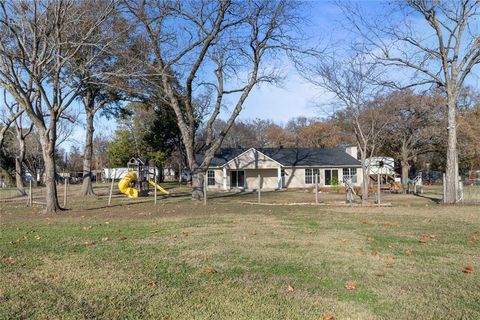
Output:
left=201, top=147, right=361, bottom=167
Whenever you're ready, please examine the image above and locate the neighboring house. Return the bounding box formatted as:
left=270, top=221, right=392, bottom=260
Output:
left=201, top=147, right=362, bottom=191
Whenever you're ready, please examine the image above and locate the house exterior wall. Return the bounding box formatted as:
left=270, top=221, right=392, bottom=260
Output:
left=245, top=169, right=278, bottom=190
left=206, top=168, right=224, bottom=190
left=224, top=149, right=280, bottom=170
left=206, top=166, right=362, bottom=190
left=283, top=167, right=363, bottom=188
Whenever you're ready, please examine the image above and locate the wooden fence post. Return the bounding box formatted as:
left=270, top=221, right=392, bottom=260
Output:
left=108, top=175, right=115, bottom=206
left=377, top=172, right=381, bottom=207
left=258, top=174, right=261, bottom=203
left=63, top=178, right=67, bottom=207
left=28, top=180, right=32, bottom=207
left=443, top=173, right=446, bottom=204
left=154, top=167, right=157, bottom=205
left=203, top=174, right=207, bottom=205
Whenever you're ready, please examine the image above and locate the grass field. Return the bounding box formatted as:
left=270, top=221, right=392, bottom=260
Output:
left=1, top=184, right=479, bottom=319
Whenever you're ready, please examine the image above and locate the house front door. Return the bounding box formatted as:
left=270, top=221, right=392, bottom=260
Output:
left=230, top=170, right=245, bottom=188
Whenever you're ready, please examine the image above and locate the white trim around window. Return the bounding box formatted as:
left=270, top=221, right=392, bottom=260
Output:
left=207, top=170, right=215, bottom=186
left=305, top=168, right=320, bottom=184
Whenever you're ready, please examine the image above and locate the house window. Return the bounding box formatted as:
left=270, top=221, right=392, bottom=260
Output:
left=325, top=169, right=339, bottom=185
left=343, top=168, right=357, bottom=183
left=207, top=170, right=215, bottom=186
left=305, top=168, right=320, bottom=184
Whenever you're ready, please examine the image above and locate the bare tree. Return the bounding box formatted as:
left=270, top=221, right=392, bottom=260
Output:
left=122, top=0, right=303, bottom=200
left=23, top=129, right=44, bottom=187
left=0, top=1, right=113, bottom=212
left=4, top=94, right=33, bottom=195
left=0, top=92, right=23, bottom=149
left=70, top=0, right=125, bottom=196
left=299, top=54, right=391, bottom=203
left=1, top=92, right=30, bottom=194
left=380, top=90, right=444, bottom=192
left=339, top=0, right=480, bottom=203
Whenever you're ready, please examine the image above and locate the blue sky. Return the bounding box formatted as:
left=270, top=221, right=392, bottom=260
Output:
left=26, top=1, right=480, bottom=150
left=68, top=1, right=349, bottom=148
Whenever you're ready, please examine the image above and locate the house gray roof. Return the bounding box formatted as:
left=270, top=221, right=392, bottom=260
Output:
left=200, top=147, right=361, bottom=167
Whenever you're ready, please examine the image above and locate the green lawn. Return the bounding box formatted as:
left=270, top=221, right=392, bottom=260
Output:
left=0, top=187, right=479, bottom=319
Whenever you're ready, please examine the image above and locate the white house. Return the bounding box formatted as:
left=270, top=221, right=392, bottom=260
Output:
left=201, top=147, right=363, bottom=191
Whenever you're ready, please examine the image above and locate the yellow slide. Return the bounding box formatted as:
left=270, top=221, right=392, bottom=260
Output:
left=118, top=171, right=139, bottom=198
left=148, top=180, right=170, bottom=195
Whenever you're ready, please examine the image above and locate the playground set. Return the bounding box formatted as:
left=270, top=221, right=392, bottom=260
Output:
left=118, top=158, right=169, bottom=198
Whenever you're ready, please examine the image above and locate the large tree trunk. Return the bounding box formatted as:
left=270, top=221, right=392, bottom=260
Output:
left=15, top=130, right=27, bottom=196
left=15, top=154, right=26, bottom=196
left=400, top=160, right=410, bottom=194
left=360, top=151, right=369, bottom=204
left=39, top=133, right=61, bottom=213
left=191, top=168, right=204, bottom=201
left=444, top=95, right=459, bottom=204
left=81, top=109, right=95, bottom=196
left=32, top=169, right=39, bottom=187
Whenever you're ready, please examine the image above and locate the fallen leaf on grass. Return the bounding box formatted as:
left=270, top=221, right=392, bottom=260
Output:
left=322, top=314, right=335, bottom=320
left=181, top=231, right=189, bottom=237
left=204, top=267, right=217, bottom=274
left=385, top=223, right=392, bottom=229
left=384, top=254, right=394, bottom=260
left=419, top=235, right=430, bottom=244
left=355, top=251, right=364, bottom=256
left=341, top=239, right=347, bottom=244
left=84, top=240, right=95, bottom=246
left=371, top=251, right=379, bottom=256
left=467, top=231, right=478, bottom=244
left=1, top=256, right=14, bottom=264
left=385, top=263, right=393, bottom=269
left=83, top=225, right=92, bottom=231
left=361, top=220, right=369, bottom=224
left=147, top=281, right=157, bottom=288
left=118, top=236, right=127, bottom=241
left=34, top=234, right=41, bottom=240
left=405, top=249, right=412, bottom=256
left=101, top=237, right=109, bottom=242
left=463, top=266, right=474, bottom=273
left=367, top=236, right=374, bottom=241
left=345, top=281, right=357, bottom=290
left=287, top=285, right=295, bottom=292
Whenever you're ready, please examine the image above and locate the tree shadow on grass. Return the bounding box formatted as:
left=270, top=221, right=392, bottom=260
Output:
left=413, top=193, right=443, bottom=204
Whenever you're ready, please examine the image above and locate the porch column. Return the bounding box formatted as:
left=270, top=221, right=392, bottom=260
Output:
left=223, top=167, right=227, bottom=190
left=277, top=166, right=282, bottom=189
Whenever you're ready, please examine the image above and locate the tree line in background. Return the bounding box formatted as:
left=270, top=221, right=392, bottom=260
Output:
left=0, top=0, right=479, bottom=212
